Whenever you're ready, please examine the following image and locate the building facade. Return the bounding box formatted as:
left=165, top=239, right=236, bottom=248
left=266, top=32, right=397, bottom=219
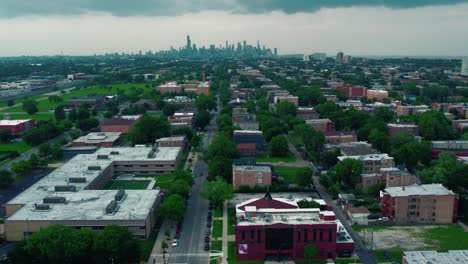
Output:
left=306, top=119, right=336, bottom=133
left=0, top=119, right=35, bottom=135
left=380, top=184, right=458, bottom=224
left=232, top=165, right=272, bottom=190
left=100, top=115, right=142, bottom=134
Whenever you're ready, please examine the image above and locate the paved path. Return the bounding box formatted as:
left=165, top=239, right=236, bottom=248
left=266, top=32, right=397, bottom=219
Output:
left=148, top=220, right=175, bottom=264
left=221, top=202, right=228, bottom=264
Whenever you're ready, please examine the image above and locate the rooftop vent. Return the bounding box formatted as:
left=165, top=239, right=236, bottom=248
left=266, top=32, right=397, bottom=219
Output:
left=115, top=190, right=126, bottom=202
left=35, top=204, right=51, bottom=211
left=110, top=151, right=119, bottom=155
left=147, top=150, right=155, bottom=159
left=97, top=155, right=109, bottom=160
left=106, top=200, right=118, bottom=215
left=69, top=177, right=86, bottom=183
left=43, top=196, right=66, bottom=204
left=88, top=166, right=101, bottom=171
left=55, top=185, right=77, bottom=192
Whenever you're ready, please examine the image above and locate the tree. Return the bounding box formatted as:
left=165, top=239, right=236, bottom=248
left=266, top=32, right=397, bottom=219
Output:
left=199, top=177, right=234, bottom=209
left=418, top=111, right=453, bottom=140
left=38, top=143, right=52, bottom=158
left=129, top=114, right=171, bottom=144
left=275, top=101, right=297, bottom=117
left=161, top=241, right=168, bottom=250
left=196, top=94, right=216, bottom=111
left=269, top=135, right=289, bottom=157
left=295, top=167, right=314, bottom=187
left=0, top=169, right=14, bottom=189
left=12, top=160, right=32, bottom=176
left=195, top=109, right=211, bottom=130
left=28, top=153, right=40, bottom=168
left=7, top=100, right=14, bottom=107
left=304, top=244, right=320, bottom=263
left=0, top=129, right=12, bottom=143
left=334, top=158, right=363, bottom=187
left=93, top=225, right=140, bottom=264
left=369, top=128, right=390, bottom=153
left=162, top=103, right=177, bottom=116
left=159, top=194, right=186, bottom=222
left=208, top=156, right=233, bottom=182
left=54, top=106, right=66, bottom=121
left=22, top=100, right=38, bottom=114
left=164, top=179, right=191, bottom=198
left=216, top=114, right=233, bottom=133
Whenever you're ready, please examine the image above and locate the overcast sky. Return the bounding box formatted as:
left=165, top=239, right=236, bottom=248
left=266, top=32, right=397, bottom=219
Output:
left=1, top=0, right=468, bottom=57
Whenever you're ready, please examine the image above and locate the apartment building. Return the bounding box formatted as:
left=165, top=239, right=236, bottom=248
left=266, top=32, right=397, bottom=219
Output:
left=232, top=165, right=272, bottom=190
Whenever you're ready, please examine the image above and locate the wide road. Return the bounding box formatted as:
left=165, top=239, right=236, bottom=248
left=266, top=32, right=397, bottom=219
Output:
left=312, top=176, right=377, bottom=264
left=168, top=96, right=220, bottom=264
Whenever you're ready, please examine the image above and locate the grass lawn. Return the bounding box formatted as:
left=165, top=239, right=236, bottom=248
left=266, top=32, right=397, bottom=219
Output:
left=139, top=233, right=157, bottom=261
left=107, top=180, right=149, bottom=190
left=228, top=208, right=235, bottom=235
left=228, top=242, right=264, bottom=264
left=423, top=225, right=468, bottom=251
left=294, top=261, right=327, bottom=264
left=0, top=141, right=33, bottom=154
left=274, top=166, right=304, bottom=183
left=212, top=220, right=223, bottom=238
left=214, top=206, right=223, bottom=218
left=211, top=240, right=222, bottom=253
left=373, top=247, right=403, bottom=263
left=256, top=152, right=296, bottom=163
left=153, top=173, right=178, bottom=189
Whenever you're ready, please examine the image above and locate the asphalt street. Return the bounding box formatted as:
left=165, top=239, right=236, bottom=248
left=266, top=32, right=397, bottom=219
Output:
left=167, top=96, right=220, bottom=264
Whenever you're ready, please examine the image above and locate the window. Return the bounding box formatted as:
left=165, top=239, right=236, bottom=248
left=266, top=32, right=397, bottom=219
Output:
left=313, top=229, right=317, bottom=241
left=250, top=230, right=255, bottom=241
left=241, top=231, right=245, bottom=241
left=257, top=230, right=261, bottom=243
left=329, top=229, right=333, bottom=242
left=319, top=230, right=323, bottom=241
left=304, top=230, right=308, bottom=242
left=297, top=230, right=301, bottom=242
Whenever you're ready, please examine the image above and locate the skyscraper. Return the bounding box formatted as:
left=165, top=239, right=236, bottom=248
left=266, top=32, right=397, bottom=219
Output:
left=274, top=48, right=278, bottom=56
left=462, top=57, right=468, bottom=76
left=336, top=51, right=344, bottom=64
left=186, top=35, right=191, bottom=50
left=243, top=40, right=247, bottom=52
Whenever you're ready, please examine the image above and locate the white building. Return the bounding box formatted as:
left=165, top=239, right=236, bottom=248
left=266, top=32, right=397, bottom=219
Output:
left=462, top=57, right=468, bottom=76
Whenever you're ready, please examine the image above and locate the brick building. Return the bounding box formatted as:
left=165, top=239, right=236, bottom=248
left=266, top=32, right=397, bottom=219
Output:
left=71, top=132, right=122, bottom=147
left=359, top=168, right=420, bottom=190
left=233, top=130, right=268, bottom=157
left=235, top=193, right=354, bottom=262
left=67, top=96, right=106, bottom=107
left=335, top=85, right=367, bottom=99
left=306, top=119, right=336, bottom=133
left=233, top=109, right=259, bottom=131
left=100, top=115, right=142, bottom=134
left=296, top=107, right=319, bottom=120
left=168, top=110, right=196, bottom=128
left=155, top=136, right=188, bottom=151
left=324, top=131, right=357, bottom=144
left=232, top=165, right=272, bottom=190
left=431, top=140, right=468, bottom=159
left=156, top=82, right=182, bottom=94
left=274, top=95, right=299, bottom=106
left=181, top=81, right=211, bottom=95
left=388, top=123, right=419, bottom=139
left=380, top=184, right=458, bottom=224
left=396, top=105, right=429, bottom=116
left=0, top=119, right=35, bottom=135
left=366, top=90, right=388, bottom=101
left=338, top=154, right=394, bottom=174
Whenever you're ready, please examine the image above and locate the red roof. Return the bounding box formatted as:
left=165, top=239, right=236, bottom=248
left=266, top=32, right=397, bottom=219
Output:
left=236, top=143, right=256, bottom=150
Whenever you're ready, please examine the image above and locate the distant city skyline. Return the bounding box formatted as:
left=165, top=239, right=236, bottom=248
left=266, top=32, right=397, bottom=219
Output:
left=1, top=1, right=468, bottom=56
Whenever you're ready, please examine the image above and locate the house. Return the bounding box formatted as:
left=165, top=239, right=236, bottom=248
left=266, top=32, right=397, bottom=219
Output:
left=168, top=110, right=196, bottom=128
left=431, top=140, right=468, bottom=159
left=347, top=207, right=371, bottom=225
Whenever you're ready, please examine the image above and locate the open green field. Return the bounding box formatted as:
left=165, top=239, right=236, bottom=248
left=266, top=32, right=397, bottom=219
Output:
left=212, top=220, right=223, bottom=238
left=0, top=113, right=55, bottom=122
left=1, top=83, right=151, bottom=113
left=0, top=141, right=33, bottom=154
left=106, top=180, right=149, bottom=190
left=274, top=166, right=304, bottom=183
left=153, top=173, right=178, bottom=189
left=256, top=152, right=296, bottom=163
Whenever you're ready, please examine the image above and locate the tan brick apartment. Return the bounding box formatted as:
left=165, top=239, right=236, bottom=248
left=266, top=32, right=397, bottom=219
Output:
left=232, top=165, right=272, bottom=190
left=381, top=184, right=458, bottom=224
left=359, top=167, right=420, bottom=190
left=396, top=105, right=429, bottom=116
left=388, top=123, right=419, bottom=139
left=306, top=119, right=336, bottom=133
left=338, top=154, right=394, bottom=174
left=274, top=95, right=299, bottom=106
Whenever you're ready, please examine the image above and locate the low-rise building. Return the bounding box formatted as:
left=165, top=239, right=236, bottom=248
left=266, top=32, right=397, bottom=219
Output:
left=306, top=119, right=336, bottom=133
left=336, top=85, right=367, bottom=99
left=163, top=96, right=196, bottom=108
left=274, top=95, right=299, bottom=106
left=235, top=193, right=354, bottom=262
left=402, top=250, right=468, bottom=264
left=168, top=110, right=196, bottom=128
left=181, top=81, right=211, bottom=95
left=296, top=107, right=319, bottom=120
left=382, top=168, right=420, bottom=187
left=156, top=81, right=182, bottom=94
left=388, top=123, right=419, bottom=139
left=347, top=207, right=371, bottom=225
left=396, top=105, right=429, bottom=116
left=328, top=142, right=379, bottom=156
left=100, top=115, right=142, bottom=134
left=338, top=154, right=394, bottom=174
left=324, top=131, right=358, bottom=144
left=67, top=96, right=106, bottom=107
left=233, top=130, right=268, bottom=157
left=232, top=165, right=272, bottom=190
left=71, top=132, right=122, bottom=147
left=431, top=140, right=468, bottom=159
left=0, top=119, right=35, bottom=135
left=366, top=90, right=388, bottom=101
left=233, top=110, right=259, bottom=131
left=380, top=184, right=458, bottom=224
left=155, top=136, right=188, bottom=150
left=3, top=146, right=181, bottom=241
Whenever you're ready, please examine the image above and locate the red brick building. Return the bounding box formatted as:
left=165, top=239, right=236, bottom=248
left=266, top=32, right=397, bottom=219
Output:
left=324, top=131, right=357, bottom=144
left=0, top=119, right=35, bottom=135
left=156, top=82, right=182, bottom=94
left=235, top=193, right=354, bottom=262
left=232, top=165, right=272, bottom=190
left=100, top=115, right=142, bottom=134
left=431, top=140, right=468, bottom=159
left=335, top=85, right=367, bottom=99
left=306, top=119, right=336, bottom=133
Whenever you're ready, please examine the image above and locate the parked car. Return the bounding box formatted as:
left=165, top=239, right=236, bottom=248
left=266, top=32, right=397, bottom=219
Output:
left=204, top=236, right=210, bottom=243
left=207, top=222, right=212, bottom=228
left=204, top=243, right=210, bottom=251
left=172, top=239, right=178, bottom=247
left=205, top=229, right=211, bottom=235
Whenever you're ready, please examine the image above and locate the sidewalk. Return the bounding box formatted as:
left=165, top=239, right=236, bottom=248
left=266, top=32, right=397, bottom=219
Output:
left=221, top=202, right=228, bottom=264
left=148, top=220, right=175, bottom=264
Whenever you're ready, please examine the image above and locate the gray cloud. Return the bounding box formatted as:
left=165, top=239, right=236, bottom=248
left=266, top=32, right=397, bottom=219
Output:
left=1, top=0, right=468, bottom=18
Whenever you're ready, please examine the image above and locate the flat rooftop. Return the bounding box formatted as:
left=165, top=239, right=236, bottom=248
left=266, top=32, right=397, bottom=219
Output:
left=388, top=123, right=418, bottom=128
left=338, top=153, right=393, bottom=161
left=73, top=132, right=122, bottom=143
left=156, top=136, right=186, bottom=142
left=234, top=130, right=262, bottom=135
left=6, top=190, right=159, bottom=221
left=233, top=165, right=271, bottom=172
left=159, top=81, right=180, bottom=87
left=7, top=147, right=180, bottom=206
left=403, top=250, right=468, bottom=264
left=0, top=119, right=32, bottom=125
left=383, top=184, right=454, bottom=197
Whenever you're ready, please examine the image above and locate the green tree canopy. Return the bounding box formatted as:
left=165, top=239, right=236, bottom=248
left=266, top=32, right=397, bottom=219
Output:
left=334, top=158, right=364, bottom=187
left=130, top=114, right=171, bottom=144
left=269, top=135, right=289, bottom=157
left=418, top=110, right=453, bottom=140
left=199, top=177, right=234, bottom=209
left=22, top=100, right=38, bottom=115
left=159, top=194, right=186, bottom=223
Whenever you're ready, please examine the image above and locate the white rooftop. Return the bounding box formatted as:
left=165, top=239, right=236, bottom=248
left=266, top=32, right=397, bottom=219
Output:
left=73, top=132, right=122, bottom=143
left=383, top=184, right=454, bottom=197
left=338, top=153, right=393, bottom=161
left=156, top=136, right=185, bottom=142
left=403, top=250, right=468, bottom=264
left=233, top=165, right=271, bottom=172
left=118, top=115, right=141, bottom=120
left=0, top=119, right=32, bottom=125
left=6, top=190, right=159, bottom=221
left=159, top=81, right=180, bottom=87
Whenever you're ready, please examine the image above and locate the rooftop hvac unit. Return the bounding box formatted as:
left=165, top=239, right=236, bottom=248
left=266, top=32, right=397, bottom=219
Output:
left=54, top=185, right=77, bottom=192
left=110, top=151, right=119, bottom=155
left=88, top=166, right=101, bottom=171
left=43, top=196, right=66, bottom=204
left=35, top=204, right=51, bottom=211
left=97, top=155, right=109, bottom=160
left=106, top=200, right=118, bottom=215
left=115, top=190, right=126, bottom=202
left=69, top=177, right=86, bottom=183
